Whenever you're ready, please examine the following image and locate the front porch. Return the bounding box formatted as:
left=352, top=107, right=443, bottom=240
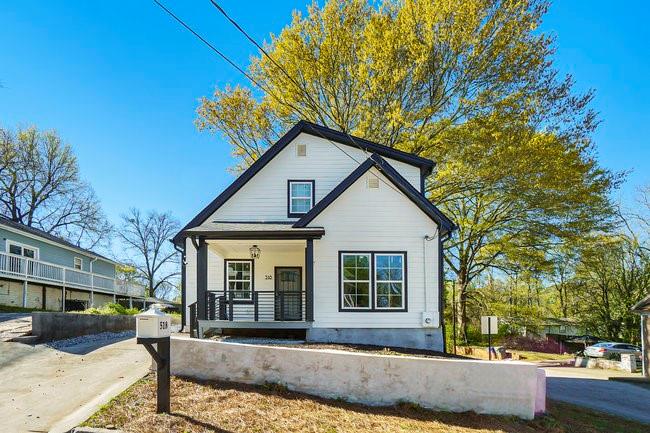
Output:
left=185, top=222, right=322, bottom=337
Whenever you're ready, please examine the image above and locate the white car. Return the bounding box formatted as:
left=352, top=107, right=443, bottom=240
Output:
left=584, top=342, right=641, bottom=358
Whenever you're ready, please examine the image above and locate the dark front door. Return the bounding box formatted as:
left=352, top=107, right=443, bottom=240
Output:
left=274, top=267, right=302, bottom=321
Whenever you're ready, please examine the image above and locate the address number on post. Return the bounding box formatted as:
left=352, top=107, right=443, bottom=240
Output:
left=159, top=321, right=168, bottom=330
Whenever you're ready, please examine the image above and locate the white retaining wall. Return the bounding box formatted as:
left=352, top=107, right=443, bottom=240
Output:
left=170, top=337, right=546, bottom=419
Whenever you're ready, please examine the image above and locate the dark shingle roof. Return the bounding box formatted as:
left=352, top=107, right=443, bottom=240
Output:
left=0, top=216, right=117, bottom=264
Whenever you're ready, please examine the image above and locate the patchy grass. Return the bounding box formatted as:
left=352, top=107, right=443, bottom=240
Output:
left=83, top=375, right=648, bottom=433
left=80, top=303, right=139, bottom=316
left=0, top=304, right=43, bottom=313
left=455, top=346, right=574, bottom=362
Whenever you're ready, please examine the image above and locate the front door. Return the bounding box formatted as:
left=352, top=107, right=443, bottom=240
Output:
left=274, top=267, right=302, bottom=321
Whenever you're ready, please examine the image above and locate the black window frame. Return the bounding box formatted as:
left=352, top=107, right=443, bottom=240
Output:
left=223, top=259, right=255, bottom=304
left=287, top=179, right=315, bottom=218
left=338, top=250, right=408, bottom=312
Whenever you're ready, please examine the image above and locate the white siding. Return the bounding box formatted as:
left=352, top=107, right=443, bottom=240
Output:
left=208, top=133, right=422, bottom=222
left=310, top=167, right=440, bottom=329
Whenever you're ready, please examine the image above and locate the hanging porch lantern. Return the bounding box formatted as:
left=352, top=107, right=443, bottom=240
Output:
left=249, top=244, right=261, bottom=260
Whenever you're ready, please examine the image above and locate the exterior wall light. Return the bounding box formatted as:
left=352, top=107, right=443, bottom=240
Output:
left=249, top=245, right=261, bottom=260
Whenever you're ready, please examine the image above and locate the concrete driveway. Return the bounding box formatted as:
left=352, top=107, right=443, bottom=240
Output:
left=0, top=335, right=150, bottom=433
left=545, top=366, right=650, bottom=424
left=0, top=313, right=32, bottom=341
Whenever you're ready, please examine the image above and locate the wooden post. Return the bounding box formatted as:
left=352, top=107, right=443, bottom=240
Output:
left=196, top=237, right=208, bottom=320
left=305, top=239, right=314, bottom=322
left=42, top=286, right=46, bottom=310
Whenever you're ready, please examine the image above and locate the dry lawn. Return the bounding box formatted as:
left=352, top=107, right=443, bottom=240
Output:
left=84, top=375, right=648, bottom=433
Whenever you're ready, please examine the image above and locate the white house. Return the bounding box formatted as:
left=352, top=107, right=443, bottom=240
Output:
left=173, top=121, right=455, bottom=350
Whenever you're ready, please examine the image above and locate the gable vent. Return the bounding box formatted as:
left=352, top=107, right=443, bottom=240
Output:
left=296, top=143, right=307, bottom=157
left=367, top=177, right=380, bottom=189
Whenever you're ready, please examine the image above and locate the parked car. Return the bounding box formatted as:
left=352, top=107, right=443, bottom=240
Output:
left=584, top=342, right=641, bottom=358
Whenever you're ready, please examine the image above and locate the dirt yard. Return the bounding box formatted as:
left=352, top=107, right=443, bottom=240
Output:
left=84, top=375, right=649, bottom=433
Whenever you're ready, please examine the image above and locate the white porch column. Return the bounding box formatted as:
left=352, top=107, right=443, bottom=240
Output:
left=129, top=297, right=133, bottom=309
left=90, top=290, right=94, bottom=307
left=22, top=281, right=28, bottom=308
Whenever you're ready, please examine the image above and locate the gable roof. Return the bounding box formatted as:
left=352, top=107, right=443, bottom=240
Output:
left=0, top=215, right=118, bottom=264
left=293, top=154, right=456, bottom=235
left=173, top=121, right=436, bottom=245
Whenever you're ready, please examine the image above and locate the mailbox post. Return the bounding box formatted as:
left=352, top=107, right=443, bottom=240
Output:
left=136, top=305, right=171, bottom=414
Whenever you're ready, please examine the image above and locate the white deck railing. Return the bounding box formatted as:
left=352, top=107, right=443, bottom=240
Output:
left=0, top=251, right=146, bottom=297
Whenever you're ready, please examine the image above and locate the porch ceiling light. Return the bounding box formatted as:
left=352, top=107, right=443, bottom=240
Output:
left=249, top=245, right=261, bottom=260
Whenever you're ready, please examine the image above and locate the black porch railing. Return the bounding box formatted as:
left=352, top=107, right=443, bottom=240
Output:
left=206, top=290, right=305, bottom=322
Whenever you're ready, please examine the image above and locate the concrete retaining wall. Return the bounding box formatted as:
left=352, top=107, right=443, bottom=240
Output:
left=170, top=337, right=546, bottom=419
left=31, top=312, right=135, bottom=341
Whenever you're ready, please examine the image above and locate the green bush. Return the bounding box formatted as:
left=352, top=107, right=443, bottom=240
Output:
left=81, top=303, right=140, bottom=316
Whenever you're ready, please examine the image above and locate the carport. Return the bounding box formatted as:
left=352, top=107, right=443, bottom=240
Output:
left=632, top=294, right=650, bottom=378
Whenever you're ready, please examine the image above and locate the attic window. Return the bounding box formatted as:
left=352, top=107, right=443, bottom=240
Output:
left=296, top=144, right=307, bottom=157
left=367, top=177, right=380, bottom=189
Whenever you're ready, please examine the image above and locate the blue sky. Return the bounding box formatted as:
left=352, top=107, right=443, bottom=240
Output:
left=1, top=1, right=649, bottom=234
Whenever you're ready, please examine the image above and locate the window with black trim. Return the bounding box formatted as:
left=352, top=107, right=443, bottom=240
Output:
left=374, top=254, right=405, bottom=309
left=339, top=251, right=407, bottom=312
left=341, top=253, right=370, bottom=309
left=225, top=260, right=253, bottom=300
left=288, top=180, right=314, bottom=217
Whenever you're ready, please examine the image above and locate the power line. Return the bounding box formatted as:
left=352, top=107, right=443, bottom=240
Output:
left=152, top=0, right=411, bottom=199
left=206, top=0, right=411, bottom=197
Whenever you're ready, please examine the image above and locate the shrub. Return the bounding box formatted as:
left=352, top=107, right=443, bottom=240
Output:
left=502, top=335, right=563, bottom=354
left=81, top=303, right=140, bottom=316
left=604, top=352, right=621, bottom=361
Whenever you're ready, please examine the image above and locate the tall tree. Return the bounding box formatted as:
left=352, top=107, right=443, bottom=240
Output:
left=197, top=0, right=620, bottom=338
left=0, top=126, right=112, bottom=249
left=117, top=208, right=180, bottom=299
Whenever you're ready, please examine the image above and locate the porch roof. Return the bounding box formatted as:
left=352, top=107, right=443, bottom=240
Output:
left=183, top=221, right=325, bottom=240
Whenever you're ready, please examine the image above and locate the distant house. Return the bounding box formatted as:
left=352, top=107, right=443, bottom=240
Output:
left=540, top=318, right=585, bottom=339
left=0, top=216, right=146, bottom=311
left=173, top=121, right=456, bottom=350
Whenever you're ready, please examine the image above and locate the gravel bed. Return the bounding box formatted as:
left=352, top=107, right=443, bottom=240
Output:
left=209, top=336, right=466, bottom=359
left=44, top=331, right=135, bottom=349
left=211, top=336, right=306, bottom=345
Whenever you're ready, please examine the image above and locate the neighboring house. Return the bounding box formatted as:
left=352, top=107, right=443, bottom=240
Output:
left=632, top=294, right=650, bottom=378
left=0, top=216, right=146, bottom=311
left=539, top=318, right=585, bottom=340
left=173, top=121, right=456, bottom=350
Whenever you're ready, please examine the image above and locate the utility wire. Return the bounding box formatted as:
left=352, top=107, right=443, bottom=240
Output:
left=153, top=0, right=411, bottom=199
left=206, top=1, right=412, bottom=197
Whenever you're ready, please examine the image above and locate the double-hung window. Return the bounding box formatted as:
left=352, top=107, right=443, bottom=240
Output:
left=225, top=260, right=253, bottom=300
left=73, top=257, right=83, bottom=270
left=288, top=180, right=314, bottom=217
left=340, top=252, right=406, bottom=311
left=374, top=254, right=405, bottom=309
left=341, top=253, right=371, bottom=309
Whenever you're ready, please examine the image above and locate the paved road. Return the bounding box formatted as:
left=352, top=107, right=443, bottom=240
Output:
left=545, top=367, right=650, bottom=424
left=0, top=336, right=150, bottom=433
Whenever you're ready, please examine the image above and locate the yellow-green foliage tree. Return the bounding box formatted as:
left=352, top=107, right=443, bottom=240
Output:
left=197, top=0, right=621, bottom=339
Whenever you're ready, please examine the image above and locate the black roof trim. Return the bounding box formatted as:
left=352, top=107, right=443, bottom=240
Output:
left=0, top=216, right=117, bottom=263
left=293, top=154, right=456, bottom=235
left=186, top=229, right=324, bottom=240
left=298, top=121, right=435, bottom=174
left=173, top=121, right=436, bottom=245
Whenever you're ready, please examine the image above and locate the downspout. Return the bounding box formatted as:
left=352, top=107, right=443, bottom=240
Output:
left=173, top=241, right=186, bottom=332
